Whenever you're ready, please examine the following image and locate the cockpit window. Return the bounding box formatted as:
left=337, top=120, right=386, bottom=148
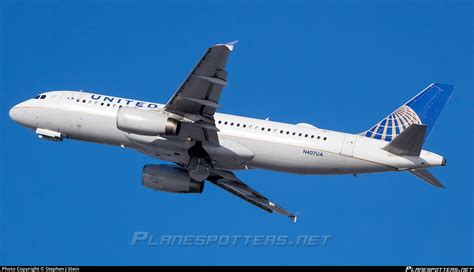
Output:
left=32, top=94, right=46, bottom=99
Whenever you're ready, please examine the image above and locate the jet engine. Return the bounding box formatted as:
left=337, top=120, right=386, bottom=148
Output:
left=142, top=164, right=204, bottom=193
left=116, top=107, right=180, bottom=136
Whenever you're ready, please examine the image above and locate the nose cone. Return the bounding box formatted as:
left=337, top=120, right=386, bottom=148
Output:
left=9, top=101, right=32, bottom=127
left=9, top=106, right=21, bottom=123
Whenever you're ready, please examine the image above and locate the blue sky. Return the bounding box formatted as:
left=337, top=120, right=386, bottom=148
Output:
left=1, top=0, right=472, bottom=265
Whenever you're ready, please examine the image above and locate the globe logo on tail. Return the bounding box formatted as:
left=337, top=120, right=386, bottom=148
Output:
left=365, top=105, right=422, bottom=142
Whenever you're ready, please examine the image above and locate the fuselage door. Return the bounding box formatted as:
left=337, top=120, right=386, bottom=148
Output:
left=58, top=91, right=84, bottom=137
left=58, top=91, right=75, bottom=110
left=340, top=135, right=357, bottom=157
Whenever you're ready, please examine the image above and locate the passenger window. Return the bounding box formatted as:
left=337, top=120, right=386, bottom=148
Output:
left=261, top=127, right=265, bottom=131
left=317, top=136, right=321, bottom=139
left=323, top=137, right=327, bottom=141
left=224, top=121, right=228, bottom=125
left=237, top=123, right=240, bottom=127
left=243, top=124, right=247, bottom=128
left=311, top=135, right=314, bottom=139
left=231, top=122, right=234, bottom=126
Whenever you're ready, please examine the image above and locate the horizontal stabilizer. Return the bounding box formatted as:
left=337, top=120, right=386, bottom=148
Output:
left=409, top=169, right=445, bottom=188
left=383, top=124, right=426, bottom=156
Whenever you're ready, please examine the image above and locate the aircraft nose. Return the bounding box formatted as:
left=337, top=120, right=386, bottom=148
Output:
left=9, top=106, right=20, bottom=123
left=9, top=102, right=29, bottom=125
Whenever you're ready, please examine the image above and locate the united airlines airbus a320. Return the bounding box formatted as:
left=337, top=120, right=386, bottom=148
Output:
left=9, top=42, right=453, bottom=222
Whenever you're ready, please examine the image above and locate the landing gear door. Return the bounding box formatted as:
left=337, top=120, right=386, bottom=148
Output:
left=340, top=135, right=357, bottom=157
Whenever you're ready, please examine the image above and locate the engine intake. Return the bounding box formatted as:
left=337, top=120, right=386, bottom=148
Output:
left=116, top=107, right=180, bottom=136
left=142, top=164, right=204, bottom=193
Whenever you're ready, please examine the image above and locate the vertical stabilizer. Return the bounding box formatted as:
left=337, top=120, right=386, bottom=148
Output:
left=364, top=83, right=454, bottom=142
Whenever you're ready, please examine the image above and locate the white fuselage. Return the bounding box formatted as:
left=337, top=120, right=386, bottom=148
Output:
left=9, top=90, right=445, bottom=175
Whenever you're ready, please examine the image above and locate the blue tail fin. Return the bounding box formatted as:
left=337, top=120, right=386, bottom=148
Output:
left=364, top=83, right=454, bottom=142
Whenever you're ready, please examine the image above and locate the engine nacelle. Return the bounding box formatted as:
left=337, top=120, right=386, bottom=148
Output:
left=142, top=164, right=204, bottom=193
left=116, top=107, right=180, bottom=136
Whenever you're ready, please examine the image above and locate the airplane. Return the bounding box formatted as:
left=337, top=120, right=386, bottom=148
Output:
left=9, top=41, right=454, bottom=222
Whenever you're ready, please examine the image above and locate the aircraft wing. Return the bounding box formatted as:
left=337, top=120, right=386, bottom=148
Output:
left=207, top=170, right=297, bottom=222
left=164, top=41, right=237, bottom=146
